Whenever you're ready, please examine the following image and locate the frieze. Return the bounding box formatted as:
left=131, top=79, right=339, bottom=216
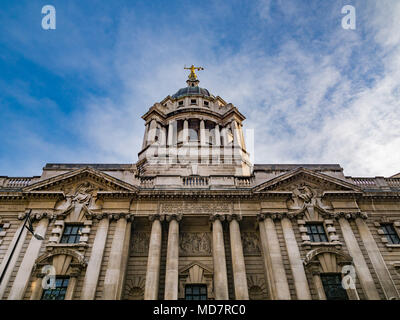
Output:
left=161, top=201, right=231, bottom=215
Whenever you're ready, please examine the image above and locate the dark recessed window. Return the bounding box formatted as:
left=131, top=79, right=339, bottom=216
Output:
left=185, top=284, right=207, bottom=300
left=60, top=224, right=83, bottom=244
left=178, top=101, right=184, bottom=106
left=41, top=277, right=69, bottom=300
left=204, top=101, right=209, bottom=106
left=306, top=223, right=328, bottom=242
left=0, top=224, right=3, bottom=232
left=190, top=99, right=197, bottom=105
left=320, top=273, right=348, bottom=300
left=381, top=223, right=400, bottom=244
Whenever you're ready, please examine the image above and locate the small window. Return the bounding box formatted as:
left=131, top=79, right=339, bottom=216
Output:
left=306, top=223, right=328, bottom=242
left=41, top=277, right=69, bottom=300
left=185, top=284, right=207, bottom=300
left=203, top=101, right=209, bottom=106
left=190, top=99, right=197, bottom=105
left=320, top=273, right=348, bottom=300
left=0, top=224, right=3, bottom=232
left=178, top=101, right=184, bottom=106
left=381, top=223, right=400, bottom=244
left=60, top=224, right=83, bottom=244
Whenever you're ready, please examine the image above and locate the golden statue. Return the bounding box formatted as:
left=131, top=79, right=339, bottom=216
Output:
left=184, top=64, right=204, bottom=80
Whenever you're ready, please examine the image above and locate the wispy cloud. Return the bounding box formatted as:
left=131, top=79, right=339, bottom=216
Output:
left=0, top=0, right=399, bottom=177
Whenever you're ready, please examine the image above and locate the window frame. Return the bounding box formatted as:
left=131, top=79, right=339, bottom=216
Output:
left=184, top=284, right=207, bottom=300
left=306, top=222, right=329, bottom=243
left=381, top=223, right=400, bottom=245
left=41, top=276, right=70, bottom=300
left=320, top=273, right=349, bottom=300
left=60, top=223, right=84, bottom=244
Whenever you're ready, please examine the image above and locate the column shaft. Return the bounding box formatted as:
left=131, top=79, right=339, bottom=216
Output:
left=8, top=218, right=49, bottom=300
left=164, top=219, right=179, bottom=300
left=338, top=217, right=380, bottom=299
left=281, top=217, right=311, bottom=300
left=229, top=218, right=249, bottom=300
left=200, top=120, right=206, bottom=146
left=168, top=121, right=174, bottom=146
left=144, top=218, right=162, bottom=300
left=212, top=218, right=229, bottom=300
left=81, top=218, right=109, bottom=300
left=183, top=120, right=189, bottom=143
left=0, top=221, right=28, bottom=299
left=214, top=124, right=221, bottom=146
left=355, top=217, right=399, bottom=299
left=103, top=217, right=128, bottom=299
left=142, top=123, right=149, bottom=149
left=258, top=217, right=291, bottom=300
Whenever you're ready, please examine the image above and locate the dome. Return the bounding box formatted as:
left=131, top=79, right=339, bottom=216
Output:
left=171, top=86, right=212, bottom=99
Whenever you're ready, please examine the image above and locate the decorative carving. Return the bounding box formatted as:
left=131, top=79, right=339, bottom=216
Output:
left=286, top=184, right=334, bottom=221
left=179, top=232, right=212, bottom=256
left=247, top=275, right=268, bottom=300
left=124, top=276, right=145, bottom=300
left=130, top=232, right=150, bottom=256
left=241, top=232, right=261, bottom=255
left=334, top=211, right=367, bottom=220
left=162, top=201, right=230, bottom=215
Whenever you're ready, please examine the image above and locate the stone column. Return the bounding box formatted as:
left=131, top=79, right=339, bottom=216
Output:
left=281, top=216, right=311, bottom=300
left=147, top=119, right=157, bottom=144
left=355, top=214, right=400, bottom=299
left=102, top=214, right=133, bottom=300
left=337, top=213, right=380, bottom=300
left=227, top=214, right=249, bottom=300
left=210, top=214, right=229, bottom=300
left=144, top=214, right=163, bottom=300
left=142, top=123, right=149, bottom=149
left=230, top=120, right=242, bottom=148
left=311, top=269, right=327, bottom=300
left=200, top=119, right=206, bottom=146
left=164, top=214, right=181, bottom=300
left=64, top=275, right=78, bottom=300
left=214, top=124, right=221, bottom=147
left=168, top=121, right=174, bottom=146
left=257, top=213, right=291, bottom=300
left=8, top=214, right=49, bottom=300
left=117, top=215, right=133, bottom=299
left=30, top=276, right=43, bottom=300
left=81, top=214, right=109, bottom=300
left=0, top=216, right=29, bottom=299
left=183, top=119, right=189, bottom=143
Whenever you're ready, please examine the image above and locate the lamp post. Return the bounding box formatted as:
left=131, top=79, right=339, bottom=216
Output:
left=0, top=209, right=44, bottom=285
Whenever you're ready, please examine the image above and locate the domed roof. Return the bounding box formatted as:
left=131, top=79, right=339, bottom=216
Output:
left=171, top=86, right=212, bottom=99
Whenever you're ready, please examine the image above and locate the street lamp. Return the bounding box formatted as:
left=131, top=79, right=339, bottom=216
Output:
left=0, top=209, right=44, bottom=285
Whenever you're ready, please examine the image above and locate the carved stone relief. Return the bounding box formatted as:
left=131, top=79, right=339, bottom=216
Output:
left=179, top=232, right=212, bottom=256
left=130, top=232, right=150, bottom=256
left=161, top=201, right=230, bottom=215
left=241, top=232, right=261, bottom=255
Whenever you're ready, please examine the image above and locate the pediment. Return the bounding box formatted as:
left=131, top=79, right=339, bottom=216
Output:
left=23, top=167, right=138, bottom=194
left=253, top=167, right=361, bottom=193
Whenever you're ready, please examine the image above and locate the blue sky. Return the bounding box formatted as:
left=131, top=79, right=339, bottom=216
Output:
left=0, top=0, right=399, bottom=177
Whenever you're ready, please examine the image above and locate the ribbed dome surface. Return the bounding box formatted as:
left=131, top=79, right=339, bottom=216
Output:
left=172, top=86, right=211, bottom=99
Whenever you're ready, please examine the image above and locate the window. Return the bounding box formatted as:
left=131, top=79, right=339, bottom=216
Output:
left=41, top=277, right=69, bottom=300
left=320, top=273, right=348, bottom=300
left=190, top=99, right=197, bottom=105
left=382, top=223, right=400, bottom=244
left=203, top=101, right=209, bottom=107
left=185, top=285, right=207, bottom=300
left=178, top=100, right=184, bottom=106
left=0, top=224, right=3, bottom=232
left=306, top=223, right=328, bottom=242
left=60, top=224, right=83, bottom=244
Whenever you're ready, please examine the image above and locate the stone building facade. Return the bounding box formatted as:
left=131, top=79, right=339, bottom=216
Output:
left=0, top=68, right=400, bottom=300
